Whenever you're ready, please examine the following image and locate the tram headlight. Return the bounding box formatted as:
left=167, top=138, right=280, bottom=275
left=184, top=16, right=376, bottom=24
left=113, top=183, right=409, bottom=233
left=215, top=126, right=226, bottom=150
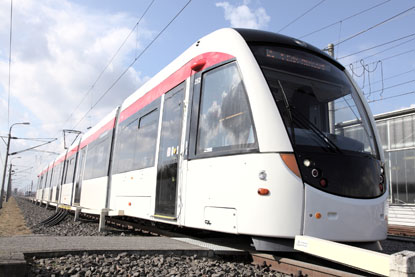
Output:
left=379, top=165, right=385, bottom=193
left=311, top=168, right=320, bottom=178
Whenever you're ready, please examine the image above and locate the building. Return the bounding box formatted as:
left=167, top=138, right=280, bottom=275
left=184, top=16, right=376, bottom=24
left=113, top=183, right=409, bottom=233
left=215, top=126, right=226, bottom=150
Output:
left=374, top=107, right=415, bottom=229
left=375, top=107, right=415, bottom=205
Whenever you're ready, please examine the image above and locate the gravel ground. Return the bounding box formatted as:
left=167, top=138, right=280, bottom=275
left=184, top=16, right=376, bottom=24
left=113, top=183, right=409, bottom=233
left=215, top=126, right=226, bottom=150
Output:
left=28, top=253, right=283, bottom=277
left=15, top=198, right=127, bottom=236
left=16, top=198, right=415, bottom=254
left=17, top=198, right=287, bottom=276
left=15, top=198, right=415, bottom=276
left=380, top=239, right=415, bottom=254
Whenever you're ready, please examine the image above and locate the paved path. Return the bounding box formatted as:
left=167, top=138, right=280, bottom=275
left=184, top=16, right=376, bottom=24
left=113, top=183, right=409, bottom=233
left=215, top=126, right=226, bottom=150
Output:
left=0, top=235, right=218, bottom=276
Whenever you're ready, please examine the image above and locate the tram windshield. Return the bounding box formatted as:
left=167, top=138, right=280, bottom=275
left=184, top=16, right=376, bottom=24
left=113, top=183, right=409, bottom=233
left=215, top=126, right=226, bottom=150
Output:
left=251, top=45, right=379, bottom=159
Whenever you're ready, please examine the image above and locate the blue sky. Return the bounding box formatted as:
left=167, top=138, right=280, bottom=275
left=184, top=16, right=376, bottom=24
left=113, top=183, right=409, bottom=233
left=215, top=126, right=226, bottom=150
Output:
left=0, top=0, right=414, bottom=190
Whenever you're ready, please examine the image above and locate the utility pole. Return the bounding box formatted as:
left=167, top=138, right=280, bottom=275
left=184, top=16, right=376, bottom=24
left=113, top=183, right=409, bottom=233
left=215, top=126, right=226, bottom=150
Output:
left=0, top=122, right=29, bottom=209
left=1, top=131, right=12, bottom=208
left=327, top=43, right=336, bottom=134
left=6, top=163, right=12, bottom=202
left=327, top=43, right=334, bottom=58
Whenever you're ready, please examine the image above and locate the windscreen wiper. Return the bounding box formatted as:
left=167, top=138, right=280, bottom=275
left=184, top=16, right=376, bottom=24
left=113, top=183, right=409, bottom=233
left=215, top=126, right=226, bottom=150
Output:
left=277, top=80, right=296, bottom=145
left=277, top=80, right=342, bottom=154
left=291, top=108, right=343, bottom=154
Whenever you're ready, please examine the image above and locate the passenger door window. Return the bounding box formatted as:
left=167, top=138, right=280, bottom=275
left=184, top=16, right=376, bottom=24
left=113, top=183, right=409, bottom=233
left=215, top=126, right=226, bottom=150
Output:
left=74, top=147, right=87, bottom=204
left=155, top=83, right=185, bottom=218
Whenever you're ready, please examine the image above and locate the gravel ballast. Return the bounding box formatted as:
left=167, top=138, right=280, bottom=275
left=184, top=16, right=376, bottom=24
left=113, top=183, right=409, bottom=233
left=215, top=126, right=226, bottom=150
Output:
left=16, top=199, right=287, bottom=276
left=15, top=198, right=415, bottom=254
left=28, top=253, right=283, bottom=277
left=14, top=198, right=415, bottom=276
left=15, top=198, right=126, bottom=236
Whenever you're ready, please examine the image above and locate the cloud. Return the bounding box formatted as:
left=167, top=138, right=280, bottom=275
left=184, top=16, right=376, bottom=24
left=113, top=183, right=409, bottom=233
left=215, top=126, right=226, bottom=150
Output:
left=215, top=1, right=270, bottom=29
left=0, top=0, right=153, bottom=183
left=0, top=0, right=151, bottom=135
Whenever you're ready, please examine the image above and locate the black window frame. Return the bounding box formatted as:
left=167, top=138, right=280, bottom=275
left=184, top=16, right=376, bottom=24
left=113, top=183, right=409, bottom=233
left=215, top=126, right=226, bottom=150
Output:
left=64, top=155, right=76, bottom=184
left=187, top=60, right=258, bottom=160
left=56, top=162, right=63, bottom=186
left=83, top=129, right=113, bottom=181
left=44, top=170, right=50, bottom=188
left=40, top=174, right=45, bottom=189
left=112, top=98, right=161, bottom=175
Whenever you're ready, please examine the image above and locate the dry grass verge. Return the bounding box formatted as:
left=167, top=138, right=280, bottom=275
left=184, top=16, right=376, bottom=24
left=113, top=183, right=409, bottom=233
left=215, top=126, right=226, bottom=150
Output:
left=0, top=197, right=32, bottom=236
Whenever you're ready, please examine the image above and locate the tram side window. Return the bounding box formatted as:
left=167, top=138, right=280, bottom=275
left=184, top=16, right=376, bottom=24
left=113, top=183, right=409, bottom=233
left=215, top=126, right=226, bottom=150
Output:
left=83, top=132, right=112, bottom=180
left=43, top=173, right=47, bottom=188
left=56, top=163, right=63, bottom=186
left=197, top=62, right=256, bottom=154
left=44, top=170, right=50, bottom=188
left=64, top=156, right=76, bottom=184
left=53, top=164, right=59, bottom=186
left=40, top=175, right=45, bottom=188
left=53, top=163, right=61, bottom=186
left=50, top=167, right=56, bottom=187
left=48, top=168, right=54, bottom=187
left=113, top=105, right=160, bottom=174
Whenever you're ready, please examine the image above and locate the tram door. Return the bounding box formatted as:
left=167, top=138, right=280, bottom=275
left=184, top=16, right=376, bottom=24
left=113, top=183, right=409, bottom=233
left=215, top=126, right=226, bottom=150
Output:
left=155, top=83, right=185, bottom=218
left=73, top=147, right=87, bottom=205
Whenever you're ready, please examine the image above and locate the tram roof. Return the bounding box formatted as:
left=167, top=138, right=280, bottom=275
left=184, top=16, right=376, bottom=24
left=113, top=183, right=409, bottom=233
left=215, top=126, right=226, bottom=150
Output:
left=234, top=28, right=344, bottom=70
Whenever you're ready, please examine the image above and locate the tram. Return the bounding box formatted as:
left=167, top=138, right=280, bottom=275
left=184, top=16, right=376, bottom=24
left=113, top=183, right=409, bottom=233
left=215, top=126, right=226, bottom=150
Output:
left=36, top=28, right=388, bottom=250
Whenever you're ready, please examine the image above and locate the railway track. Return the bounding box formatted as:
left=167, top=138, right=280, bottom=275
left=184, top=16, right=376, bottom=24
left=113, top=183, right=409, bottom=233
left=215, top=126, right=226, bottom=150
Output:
left=251, top=253, right=367, bottom=277
left=77, top=210, right=376, bottom=276
left=388, top=224, right=415, bottom=237
left=35, top=203, right=414, bottom=276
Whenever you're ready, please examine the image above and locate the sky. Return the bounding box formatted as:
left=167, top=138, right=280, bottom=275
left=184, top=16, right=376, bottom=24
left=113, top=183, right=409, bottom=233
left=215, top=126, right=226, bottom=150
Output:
left=0, top=0, right=414, bottom=192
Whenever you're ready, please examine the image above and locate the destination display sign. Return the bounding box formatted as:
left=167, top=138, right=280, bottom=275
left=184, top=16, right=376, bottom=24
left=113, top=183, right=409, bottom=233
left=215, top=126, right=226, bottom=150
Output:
left=266, top=49, right=329, bottom=72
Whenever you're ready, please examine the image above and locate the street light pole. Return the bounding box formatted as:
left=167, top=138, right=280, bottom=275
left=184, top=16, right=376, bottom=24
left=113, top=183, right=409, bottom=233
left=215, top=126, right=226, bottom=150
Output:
left=0, top=122, right=29, bottom=208
left=6, top=156, right=20, bottom=202
left=6, top=164, right=12, bottom=202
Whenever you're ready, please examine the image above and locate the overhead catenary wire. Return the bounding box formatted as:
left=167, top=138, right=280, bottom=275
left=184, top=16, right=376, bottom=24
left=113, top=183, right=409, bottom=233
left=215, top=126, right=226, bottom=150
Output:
left=63, top=0, right=156, bottom=126
left=331, top=6, right=415, bottom=48
left=348, top=49, right=415, bottom=71
left=370, top=69, right=415, bottom=85
left=349, top=60, right=384, bottom=98
left=347, top=38, right=415, bottom=64
left=278, top=0, right=326, bottom=33
left=72, top=0, right=193, bottom=129
left=27, top=149, right=60, bottom=155
left=363, top=79, right=415, bottom=95
left=0, top=137, right=58, bottom=142
left=347, top=49, right=414, bottom=89
left=299, top=0, right=391, bottom=39
left=368, top=90, right=415, bottom=103
left=338, top=33, right=415, bottom=60
left=7, top=0, right=13, bottom=129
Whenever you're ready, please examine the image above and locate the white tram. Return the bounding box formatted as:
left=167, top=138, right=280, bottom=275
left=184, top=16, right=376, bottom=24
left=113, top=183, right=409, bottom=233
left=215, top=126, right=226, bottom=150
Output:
left=35, top=28, right=388, bottom=250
